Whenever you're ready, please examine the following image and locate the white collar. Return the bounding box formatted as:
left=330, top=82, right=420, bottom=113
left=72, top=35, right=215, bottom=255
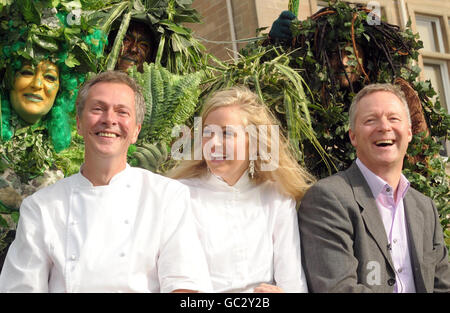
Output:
left=205, top=170, right=254, bottom=192
left=77, top=164, right=131, bottom=187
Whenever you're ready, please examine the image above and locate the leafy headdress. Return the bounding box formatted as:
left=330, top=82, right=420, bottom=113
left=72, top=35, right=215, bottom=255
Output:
left=90, top=0, right=206, bottom=74
left=286, top=1, right=440, bottom=176
left=0, top=0, right=106, bottom=152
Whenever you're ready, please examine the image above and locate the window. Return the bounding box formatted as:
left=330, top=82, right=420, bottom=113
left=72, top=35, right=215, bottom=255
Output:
left=415, top=15, right=445, bottom=53
left=422, top=60, right=450, bottom=107
left=414, top=13, right=450, bottom=155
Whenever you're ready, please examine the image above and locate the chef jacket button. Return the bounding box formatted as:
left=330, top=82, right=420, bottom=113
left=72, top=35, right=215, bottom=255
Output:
left=124, top=220, right=129, bottom=224
left=120, top=252, right=125, bottom=257
left=70, top=255, right=77, bottom=261
left=387, top=278, right=396, bottom=286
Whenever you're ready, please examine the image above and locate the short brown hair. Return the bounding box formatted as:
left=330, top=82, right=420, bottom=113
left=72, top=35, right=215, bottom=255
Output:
left=76, top=71, right=146, bottom=124
left=349, top=83, right=411, bottom=130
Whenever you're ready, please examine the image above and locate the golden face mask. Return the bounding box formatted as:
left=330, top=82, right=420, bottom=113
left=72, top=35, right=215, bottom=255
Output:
left=10, top=60, right=60, bottom=124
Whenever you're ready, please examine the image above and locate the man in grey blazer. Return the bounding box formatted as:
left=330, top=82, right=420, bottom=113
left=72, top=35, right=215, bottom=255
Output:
left=298, top=83, right=450, bottom=292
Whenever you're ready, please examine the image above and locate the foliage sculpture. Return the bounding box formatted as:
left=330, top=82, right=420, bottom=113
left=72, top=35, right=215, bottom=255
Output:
left=284, top=1, right=449, bottom=244
left=90, top=0, right=206, bottom=74
left=0, top=0, right=106, bottom=260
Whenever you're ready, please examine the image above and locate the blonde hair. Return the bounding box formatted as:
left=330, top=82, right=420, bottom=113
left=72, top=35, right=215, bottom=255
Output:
left=168, top=86, right=315, bottom=201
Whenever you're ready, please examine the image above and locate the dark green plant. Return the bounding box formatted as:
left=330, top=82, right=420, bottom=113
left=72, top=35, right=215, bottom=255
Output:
left=203, top=47, right=335, bottom=173
left=129, top=62, right=204, bottom=144
left=90, top=0, right=206, bottom=74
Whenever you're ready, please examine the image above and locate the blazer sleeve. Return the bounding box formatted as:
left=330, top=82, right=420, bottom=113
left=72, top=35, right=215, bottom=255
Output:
left=298, top=179, right=373, bottom=292
left=430, top=199, right=450, bottom=292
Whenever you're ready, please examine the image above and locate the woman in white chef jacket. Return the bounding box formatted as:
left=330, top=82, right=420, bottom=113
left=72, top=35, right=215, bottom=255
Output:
left=169, top=86, right=315, bottom=293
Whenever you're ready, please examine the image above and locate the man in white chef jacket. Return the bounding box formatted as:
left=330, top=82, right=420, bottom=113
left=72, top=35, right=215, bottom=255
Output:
left=0, top=71, right=211, bottom=293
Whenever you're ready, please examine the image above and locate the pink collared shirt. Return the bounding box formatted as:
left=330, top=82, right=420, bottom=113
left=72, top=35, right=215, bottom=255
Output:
left=356, top=159, right=416, bottom=293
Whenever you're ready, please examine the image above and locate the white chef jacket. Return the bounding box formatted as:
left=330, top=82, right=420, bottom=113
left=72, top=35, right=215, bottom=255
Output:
left=0, top=165, right=211, bottom=293
left=180, top=172, right=308, bottom=293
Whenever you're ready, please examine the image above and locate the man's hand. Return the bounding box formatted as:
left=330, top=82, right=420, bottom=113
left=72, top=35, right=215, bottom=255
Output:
left=269, top=10, right=296, bottom=41
left=253, top=283, right=284, bottom=293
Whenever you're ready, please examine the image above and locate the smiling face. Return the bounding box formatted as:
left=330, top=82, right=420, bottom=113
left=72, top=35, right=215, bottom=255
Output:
left=116, top=23, right=153, bottom=72
left=349, top=91, right=412, bottom=176
left=10, top=60, right=60, bottom=124
left=202, top=105, right=250, bottom=186
left=76, top=82, right=141, bottom=164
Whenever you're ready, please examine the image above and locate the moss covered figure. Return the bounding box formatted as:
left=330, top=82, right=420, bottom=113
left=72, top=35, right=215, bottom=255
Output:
left=0, top=0, right=106, bottom=264
left=262, top=1, right=449, bottom=246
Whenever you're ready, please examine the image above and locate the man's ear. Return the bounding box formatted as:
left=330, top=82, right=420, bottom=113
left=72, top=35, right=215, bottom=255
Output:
left=131, top=124, right=141, bottom=144
left=407, top=125, right=413, bottom=143
left=349, top=129, right=357, bottom=147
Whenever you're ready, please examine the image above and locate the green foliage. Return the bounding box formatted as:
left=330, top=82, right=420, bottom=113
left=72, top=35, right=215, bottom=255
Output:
left=53, top=131, right=85, bottom=177
left=288, top=0, right=299, bottom=17
left=0, top=0, right=13, bottom=11
left=270, top=0, right=449, bottom=251
left=0, top=0, right=106, bottom=76
left=129, top=62, right=203, bottom=144
left=128, top=62, right=203, bottom=173
left=0, top=122, right=55, bottom=182
left=131, top=141, right=168, bottom=173
left=204, top=46, right=334, bottom=172
left=92, top=0, right=206, bottom=74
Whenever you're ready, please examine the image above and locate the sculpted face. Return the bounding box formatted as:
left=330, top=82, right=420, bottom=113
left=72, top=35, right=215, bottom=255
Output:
left=329, top=43, right=365, bottom=88
left=116, top=23, right=153, bottom=72
left=10, top=61, right=60, bottom=124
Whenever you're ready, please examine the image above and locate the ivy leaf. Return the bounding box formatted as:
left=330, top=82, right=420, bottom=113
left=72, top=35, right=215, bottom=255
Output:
left=159, top=20, right=190, bottom=35
left=72, top=44, right=96, bottom=71
left=17, top=0, right=40, bottom=24
left=133, top=0, right=146, bottom=12
left=60, top=0, right=81, bottom=11
left=32, top=34, right=59, bottom=52
left=11, top=212, right=19, bottom=224
left=65, top=53, right=80, bottom=67
left=344, top=45, right=354, bottom=53
left=175, top=0, right=192, bottom=7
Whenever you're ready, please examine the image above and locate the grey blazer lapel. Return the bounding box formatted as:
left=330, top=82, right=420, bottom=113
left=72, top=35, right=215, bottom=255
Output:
left=404, top=194, right=424, bottom=263
left=345, top=163, right=395, bottom=271
left=403, top=192, right=426, bottom=291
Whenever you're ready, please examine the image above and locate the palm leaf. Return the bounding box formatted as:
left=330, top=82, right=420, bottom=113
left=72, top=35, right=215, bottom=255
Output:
left=105, top=8, right=131, bottom=71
